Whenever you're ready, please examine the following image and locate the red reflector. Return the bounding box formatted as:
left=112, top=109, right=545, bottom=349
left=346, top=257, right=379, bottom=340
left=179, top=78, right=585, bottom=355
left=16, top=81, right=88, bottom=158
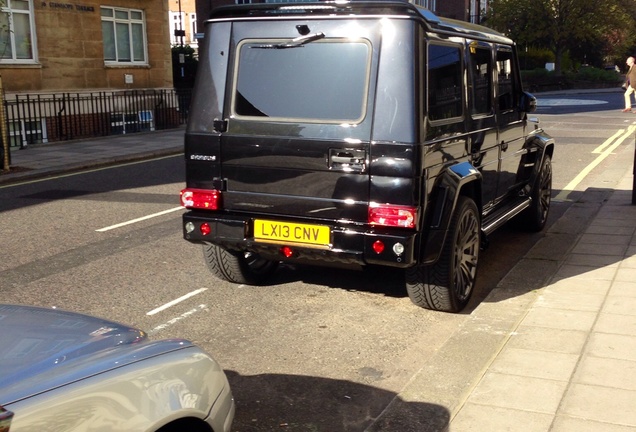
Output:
left=372, top=240, right=385, bottom=254
left=280, top=246, right=294, bottom=258
left=368, top=204, right=417, bottom=228
left=200, top=223, right=211, bottom=236
left=180, top=188, right=221, bottom=210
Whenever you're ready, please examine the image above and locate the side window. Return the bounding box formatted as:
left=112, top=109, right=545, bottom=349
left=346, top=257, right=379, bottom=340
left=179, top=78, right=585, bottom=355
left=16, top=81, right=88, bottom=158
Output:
left=496, top=48, right=517, bottom=112
left=468, top=44, right=492, bottom=115
left=427, top=43, right=463, bottom=122
left=0, top=0, right=37, bottom=63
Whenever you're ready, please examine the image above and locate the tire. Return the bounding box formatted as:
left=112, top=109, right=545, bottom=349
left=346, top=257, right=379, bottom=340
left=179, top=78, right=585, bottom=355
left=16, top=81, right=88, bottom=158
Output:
left=406, top=196, right=480, bottom=312
left=520, top=154, right=552, bottom=232
left=202, top=244, right=279, bottom=285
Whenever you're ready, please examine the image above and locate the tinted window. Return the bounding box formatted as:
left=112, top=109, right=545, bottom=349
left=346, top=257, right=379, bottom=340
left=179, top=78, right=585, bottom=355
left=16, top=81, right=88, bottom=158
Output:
left=497, top=48, right=517, bottom=111
left=233, top=39, right=370, bottom=123
left=469, top=45, right=492, bottom=115
left=428, top=44, right=463, bottom=121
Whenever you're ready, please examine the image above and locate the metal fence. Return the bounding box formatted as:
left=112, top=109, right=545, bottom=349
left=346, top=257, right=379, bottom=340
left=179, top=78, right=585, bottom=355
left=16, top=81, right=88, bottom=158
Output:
left=3, top=88, right=192, bottom=148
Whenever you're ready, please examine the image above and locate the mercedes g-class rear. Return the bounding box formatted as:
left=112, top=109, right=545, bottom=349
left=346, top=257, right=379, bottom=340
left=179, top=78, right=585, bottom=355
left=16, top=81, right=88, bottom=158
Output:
left=181, top=1, right=554, bottom=313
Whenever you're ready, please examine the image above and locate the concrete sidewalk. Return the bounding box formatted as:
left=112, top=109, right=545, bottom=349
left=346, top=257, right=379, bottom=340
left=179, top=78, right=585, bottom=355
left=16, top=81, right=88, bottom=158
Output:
left=366, top=164, right=636, bottom=432
left=1, top=127, right=635, bottom=431
left=450, top=174, right=636, bottom=431
left=0, top=128, right=184, bottom=185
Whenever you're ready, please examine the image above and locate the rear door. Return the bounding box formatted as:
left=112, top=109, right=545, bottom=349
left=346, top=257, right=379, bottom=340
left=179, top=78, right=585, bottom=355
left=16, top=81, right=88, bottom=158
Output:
left=220, top=19, right=380, bottom=224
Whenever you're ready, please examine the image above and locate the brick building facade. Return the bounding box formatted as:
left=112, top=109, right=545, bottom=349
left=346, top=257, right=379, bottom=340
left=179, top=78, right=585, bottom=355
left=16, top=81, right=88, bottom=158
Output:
left=169, top=0, right=198, bottom=48
left=0, top=0, right=186, bottom=147
left=1, top=0, right=173, bottom=94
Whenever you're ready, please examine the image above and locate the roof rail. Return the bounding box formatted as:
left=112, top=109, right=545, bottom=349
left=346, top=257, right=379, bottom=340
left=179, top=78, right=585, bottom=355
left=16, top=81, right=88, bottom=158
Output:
left=207, top=0, right=509, bottom=43
left=209, top=0, right=440, bottom=24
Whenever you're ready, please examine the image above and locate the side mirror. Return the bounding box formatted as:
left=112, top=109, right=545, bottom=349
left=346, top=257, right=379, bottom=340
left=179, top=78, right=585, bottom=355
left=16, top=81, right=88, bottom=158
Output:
left=0, top=405, right=13, bottom=432
left=521, top=91, right=537, bottom=113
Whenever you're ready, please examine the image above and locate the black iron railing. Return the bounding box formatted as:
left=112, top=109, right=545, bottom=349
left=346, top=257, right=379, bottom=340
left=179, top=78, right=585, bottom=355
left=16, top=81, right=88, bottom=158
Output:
left=3, top=88, right=191, bottom=148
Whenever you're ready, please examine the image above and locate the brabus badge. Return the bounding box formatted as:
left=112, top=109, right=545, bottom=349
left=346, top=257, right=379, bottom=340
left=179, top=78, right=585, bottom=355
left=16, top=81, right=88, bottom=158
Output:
left=190, top=155, right=217, bottom=161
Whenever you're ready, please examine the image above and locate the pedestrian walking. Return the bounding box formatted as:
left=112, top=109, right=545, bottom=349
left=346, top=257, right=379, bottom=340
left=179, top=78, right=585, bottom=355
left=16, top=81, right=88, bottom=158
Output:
left=622, top=56, right=636, bottom=112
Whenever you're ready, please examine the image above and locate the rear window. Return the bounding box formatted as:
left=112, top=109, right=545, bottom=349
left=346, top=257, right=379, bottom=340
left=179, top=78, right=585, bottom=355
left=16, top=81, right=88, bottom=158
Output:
left=232, top=38, right=371, bottom=123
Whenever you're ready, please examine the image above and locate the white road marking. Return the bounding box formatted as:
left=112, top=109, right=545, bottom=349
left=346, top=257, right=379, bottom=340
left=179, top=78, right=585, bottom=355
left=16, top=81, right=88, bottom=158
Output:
left=146, top=288, right=208, bottom=316
left=148, top=304, right=208, bottom=335
left=555, top=125, right=636, bottom=201
left=592, top=129, right=626, bottom=154
left=96, top=206, right=184, bottom=232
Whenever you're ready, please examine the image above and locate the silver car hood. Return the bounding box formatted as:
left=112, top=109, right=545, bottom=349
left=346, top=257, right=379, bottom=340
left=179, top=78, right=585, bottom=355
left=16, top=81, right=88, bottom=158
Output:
left=0, top=304, right=193, bottom=405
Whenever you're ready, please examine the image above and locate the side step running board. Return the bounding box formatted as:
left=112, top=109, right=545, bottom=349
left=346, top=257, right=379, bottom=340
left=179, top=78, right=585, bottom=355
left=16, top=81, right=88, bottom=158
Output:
left=482, top=197, right=531, bottom=236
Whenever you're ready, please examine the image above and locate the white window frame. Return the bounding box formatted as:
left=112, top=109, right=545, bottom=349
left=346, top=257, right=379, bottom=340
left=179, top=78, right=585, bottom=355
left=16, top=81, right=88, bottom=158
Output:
left=189, top=13, right=197, bottom=46
left=100, top=6, right=148, bottom=65
left=0, top=0, right=38, bottom=64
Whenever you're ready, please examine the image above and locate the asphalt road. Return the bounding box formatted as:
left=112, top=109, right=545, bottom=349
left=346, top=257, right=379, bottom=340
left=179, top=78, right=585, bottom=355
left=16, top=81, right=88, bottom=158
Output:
left=1, top=91, right=634, bottom=431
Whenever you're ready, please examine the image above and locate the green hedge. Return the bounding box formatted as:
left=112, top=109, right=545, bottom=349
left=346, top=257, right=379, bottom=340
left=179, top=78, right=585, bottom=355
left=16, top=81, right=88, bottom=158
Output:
left=521, top=67, right=623, bottom=92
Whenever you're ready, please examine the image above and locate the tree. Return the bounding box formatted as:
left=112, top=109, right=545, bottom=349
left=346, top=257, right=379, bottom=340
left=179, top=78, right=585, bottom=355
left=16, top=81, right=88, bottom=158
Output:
left=485, top=0, right=636, bottom=75
left=171, top=45, right=198, bottom=89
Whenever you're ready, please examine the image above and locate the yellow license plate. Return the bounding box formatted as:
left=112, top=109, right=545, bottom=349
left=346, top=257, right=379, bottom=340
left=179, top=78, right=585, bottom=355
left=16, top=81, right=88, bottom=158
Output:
left=254, top=219, right=331, bottom=248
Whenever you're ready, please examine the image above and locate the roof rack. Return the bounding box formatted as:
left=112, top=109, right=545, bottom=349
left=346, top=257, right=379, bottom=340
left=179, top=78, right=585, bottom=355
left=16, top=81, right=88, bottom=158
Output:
left=208, top=0, right=509, bottom=44
left=210, top=0, right=438, bottom=23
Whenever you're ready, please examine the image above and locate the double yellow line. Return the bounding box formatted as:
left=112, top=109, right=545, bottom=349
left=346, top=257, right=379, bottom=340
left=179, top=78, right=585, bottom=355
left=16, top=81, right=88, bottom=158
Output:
left=554, top=124, right=636, bottom=201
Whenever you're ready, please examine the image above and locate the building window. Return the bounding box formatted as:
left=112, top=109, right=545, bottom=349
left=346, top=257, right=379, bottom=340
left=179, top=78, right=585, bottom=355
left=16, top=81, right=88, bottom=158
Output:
left=0, top=0, right=36, bottom=63
left=412, top=0, right=436, bottom=10
left=169, top=11, right=185, bottom=46
left=100, top=6, right=147, bottom=64
left=9, top=119, right=47, bottom=147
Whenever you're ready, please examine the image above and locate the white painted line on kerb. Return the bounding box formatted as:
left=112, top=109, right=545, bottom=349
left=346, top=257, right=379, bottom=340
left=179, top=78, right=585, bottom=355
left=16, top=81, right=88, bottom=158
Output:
left=146, top=288, right=208, bottom=316
left=555, top=125, right=636, bottom=201
left=148, top=304, right=208, bottom=335
left=96, top=206, right=184, bottom=232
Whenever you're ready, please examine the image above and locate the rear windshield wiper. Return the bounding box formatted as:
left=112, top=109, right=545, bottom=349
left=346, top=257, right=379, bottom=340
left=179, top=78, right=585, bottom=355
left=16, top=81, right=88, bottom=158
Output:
left=252, top=32, right=325, bottom=49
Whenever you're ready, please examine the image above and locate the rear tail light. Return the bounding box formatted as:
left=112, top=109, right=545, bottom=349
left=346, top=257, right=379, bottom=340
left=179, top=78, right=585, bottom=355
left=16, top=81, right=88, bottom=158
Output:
left=180, top=189, right=221, bottom=210
left=368, top=203, right=417, bottom=228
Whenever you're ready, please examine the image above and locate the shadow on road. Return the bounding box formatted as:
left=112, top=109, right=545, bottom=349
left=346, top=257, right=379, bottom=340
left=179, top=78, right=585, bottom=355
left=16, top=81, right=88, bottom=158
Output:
left=0, top=157, right=183, bottom=213
left=233, top=185, right=634, bottom=317
left=226, top=370, right=450, bottom=432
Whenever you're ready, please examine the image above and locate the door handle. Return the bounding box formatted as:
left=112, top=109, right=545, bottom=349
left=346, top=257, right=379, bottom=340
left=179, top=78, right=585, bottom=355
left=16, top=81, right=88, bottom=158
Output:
left=328, top=149, right=367, bottom=172
left=332, top=154, right=362, bottom=164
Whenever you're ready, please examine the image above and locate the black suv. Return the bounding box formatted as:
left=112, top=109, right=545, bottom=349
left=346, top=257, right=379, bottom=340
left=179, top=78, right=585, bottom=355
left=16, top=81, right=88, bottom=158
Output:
left=180, top=1, right=554, bottom=313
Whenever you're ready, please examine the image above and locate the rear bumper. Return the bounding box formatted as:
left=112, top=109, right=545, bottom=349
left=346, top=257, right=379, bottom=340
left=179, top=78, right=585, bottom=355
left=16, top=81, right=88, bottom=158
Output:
left=182, top=211, right=418, bottom=268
